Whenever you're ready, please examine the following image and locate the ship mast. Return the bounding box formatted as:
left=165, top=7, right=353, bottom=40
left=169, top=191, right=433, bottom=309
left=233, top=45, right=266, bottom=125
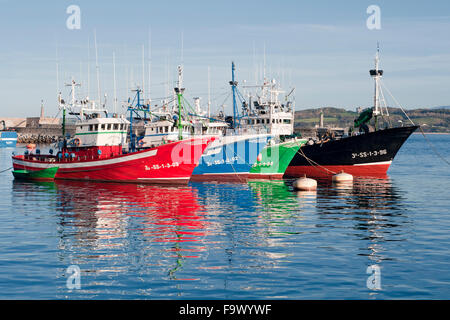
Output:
left=207, top=66, right=211, bottom=119
left=113, top=52, right=117, bottom=114
left=58, top=92, right=65, bottom=149
left=174, top=65, right=185, bottom=140
left=94, top=30, right=101, bottom=107
left=370, top=44, right=383, bottom=130
left=60, top=79, right=81, bottom=149
left=230, top=61, right=238, bottom=129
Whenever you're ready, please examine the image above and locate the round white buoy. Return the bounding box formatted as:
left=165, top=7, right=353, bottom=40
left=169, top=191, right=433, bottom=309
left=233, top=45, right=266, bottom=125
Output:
left=332, top=171, right=353, bottom=183
left=293, top=175, right=317, bottom=191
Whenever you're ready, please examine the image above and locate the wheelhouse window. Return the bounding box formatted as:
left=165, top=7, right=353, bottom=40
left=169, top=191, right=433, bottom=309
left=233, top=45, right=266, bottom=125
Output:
left=101, top=124, right=106, bottom=130
left=113, top=124, right=119, bottom=130
left=107, top=124, right=111, bottom=130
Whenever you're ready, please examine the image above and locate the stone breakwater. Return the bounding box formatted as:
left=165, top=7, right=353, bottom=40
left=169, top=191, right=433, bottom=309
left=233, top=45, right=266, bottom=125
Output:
left=17, top=133, right=59, bottom=144
left=5, top=115, right=144, bottom=144
left=15, top=123, right=145, bottom=144
left=16, top=127, right=76, bottom=144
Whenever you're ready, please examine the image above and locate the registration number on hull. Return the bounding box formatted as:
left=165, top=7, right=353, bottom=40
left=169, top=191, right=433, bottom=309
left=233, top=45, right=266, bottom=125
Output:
left=145, top=162, right=180, bottom=170
left=352, top=149, right=387, bottom=159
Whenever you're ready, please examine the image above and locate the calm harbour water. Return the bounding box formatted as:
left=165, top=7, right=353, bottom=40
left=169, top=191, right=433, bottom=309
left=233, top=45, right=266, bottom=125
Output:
left=0, top=133, right=449, bottom=299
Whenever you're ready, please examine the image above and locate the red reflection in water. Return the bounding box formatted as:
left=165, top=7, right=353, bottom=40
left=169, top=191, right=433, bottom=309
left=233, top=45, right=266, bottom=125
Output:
left=54, top=180, right=207, bottom=241
left=54, top=180, right=207, bottom=280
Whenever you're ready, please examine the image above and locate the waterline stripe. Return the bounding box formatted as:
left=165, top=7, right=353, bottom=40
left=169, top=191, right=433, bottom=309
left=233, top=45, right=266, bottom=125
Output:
left=13, top=149, right=158, bottom=169
left=353, top=161, right=392, bottom=166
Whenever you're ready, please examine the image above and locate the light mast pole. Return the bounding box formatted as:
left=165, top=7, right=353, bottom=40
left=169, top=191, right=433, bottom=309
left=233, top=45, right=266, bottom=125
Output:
left=175, top=66, right=185, bottom=141
left=370, top=44, right=383, bottom=131
left=230, top=61, right=238, bottom=129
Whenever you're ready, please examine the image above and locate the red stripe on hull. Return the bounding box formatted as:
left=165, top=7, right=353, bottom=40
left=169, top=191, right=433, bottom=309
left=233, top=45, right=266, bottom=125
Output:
left=247, top=173, right=284, bottom=180
left=284, top=163, right=390, bottom=178
left=190, top=173, right=249, bottom=183
left=53, top=177, right=190, bottom=185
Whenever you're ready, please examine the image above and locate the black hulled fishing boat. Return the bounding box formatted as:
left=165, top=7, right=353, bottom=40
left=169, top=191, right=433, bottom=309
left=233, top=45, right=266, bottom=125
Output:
left=285, top=48, right=419, bottom=178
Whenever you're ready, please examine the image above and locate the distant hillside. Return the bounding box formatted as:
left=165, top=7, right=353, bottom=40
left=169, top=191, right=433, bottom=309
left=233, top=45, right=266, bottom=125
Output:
left=433, top=106, right=450, bottom=109
left=295, top=107, right=450, bottom=133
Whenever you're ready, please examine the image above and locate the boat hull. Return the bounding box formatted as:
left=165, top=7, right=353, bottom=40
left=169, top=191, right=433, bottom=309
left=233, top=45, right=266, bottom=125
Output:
left=191, top=134, right=272, bottom=182
left=12, top=137, right=213, bottom=184
left=12, top=167, right=59, bottom=181
left=248, top=139, right=307, bottom=180
left=285, top=125, right=419, bottom=178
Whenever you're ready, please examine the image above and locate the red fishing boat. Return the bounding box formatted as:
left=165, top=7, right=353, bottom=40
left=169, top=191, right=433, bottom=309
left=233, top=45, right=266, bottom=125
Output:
left=12, top=138, right=213, bottom=184
left=11, top=80, right=214, bottom=184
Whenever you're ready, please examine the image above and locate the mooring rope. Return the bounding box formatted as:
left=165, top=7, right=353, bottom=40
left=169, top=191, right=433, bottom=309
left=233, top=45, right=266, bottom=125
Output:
left=294, top=139, right=337, bottom=175
left=0, top=167, right=12, bottom=174
left=228, top=137, right=256, bottom=183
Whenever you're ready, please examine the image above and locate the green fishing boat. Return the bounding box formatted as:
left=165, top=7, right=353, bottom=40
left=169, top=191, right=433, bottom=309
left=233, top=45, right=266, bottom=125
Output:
left=228, top=64, right=304, bottom=180
left=249, top=139, right=307, bottom=179
left=12, top=167, right=59, bottom=181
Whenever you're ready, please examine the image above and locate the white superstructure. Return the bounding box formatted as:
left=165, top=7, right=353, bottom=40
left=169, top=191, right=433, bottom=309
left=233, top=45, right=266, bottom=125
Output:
left=73, top=116, right=129, bottom=147
left=240, top=79, right=295, bottom=136
left=60, top=79, right=130, bottom=148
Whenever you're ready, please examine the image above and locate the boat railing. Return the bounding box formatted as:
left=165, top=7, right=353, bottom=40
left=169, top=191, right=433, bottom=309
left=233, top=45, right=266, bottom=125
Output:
left=225, top=127, right=270, bottom=136
left=23, top=153, right=119, bottom=163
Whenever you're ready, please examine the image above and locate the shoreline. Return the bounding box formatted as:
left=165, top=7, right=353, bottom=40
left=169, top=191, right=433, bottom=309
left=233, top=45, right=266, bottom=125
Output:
left=412, top=132, right=450, bottom=135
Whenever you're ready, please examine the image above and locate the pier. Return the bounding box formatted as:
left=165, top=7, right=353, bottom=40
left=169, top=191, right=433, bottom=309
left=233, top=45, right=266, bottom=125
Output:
left=0, top=116, right=75, bottom=144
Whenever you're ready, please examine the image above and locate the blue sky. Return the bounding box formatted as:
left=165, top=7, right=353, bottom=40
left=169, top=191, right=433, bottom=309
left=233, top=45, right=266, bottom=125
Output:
left=0, top=0, right=450, bottom=117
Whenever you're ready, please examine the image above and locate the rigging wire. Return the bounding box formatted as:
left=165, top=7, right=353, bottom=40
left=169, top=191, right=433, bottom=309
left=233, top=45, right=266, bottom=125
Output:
left=0, top=167, right=13, bottom=174
left=380, top=81, right=415, bottom=126
left=381, top=81, right=449, bottom=166
left=294, top=139, right=337, bottom=175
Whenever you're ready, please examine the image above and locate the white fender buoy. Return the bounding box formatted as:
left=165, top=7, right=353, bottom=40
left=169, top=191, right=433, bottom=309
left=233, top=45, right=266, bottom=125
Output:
left=332, top=171, right=353, bottom=183
left=293, top=175, right=317, bottom=191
